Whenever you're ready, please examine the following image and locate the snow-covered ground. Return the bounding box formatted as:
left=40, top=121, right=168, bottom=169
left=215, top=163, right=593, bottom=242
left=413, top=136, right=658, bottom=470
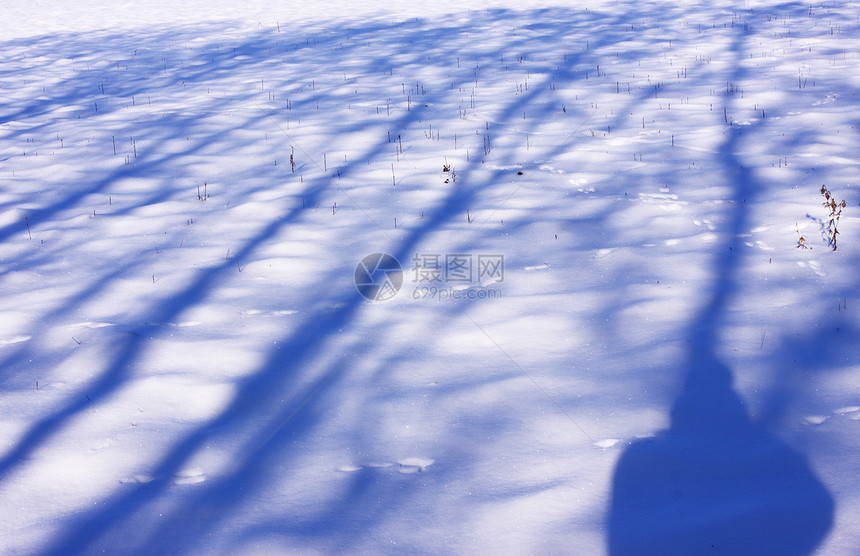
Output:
left=1, top=0, right=859, bottom=553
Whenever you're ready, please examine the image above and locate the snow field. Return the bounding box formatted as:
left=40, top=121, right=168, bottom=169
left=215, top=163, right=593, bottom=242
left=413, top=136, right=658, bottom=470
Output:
left=1, top=0, right=860, bottom=553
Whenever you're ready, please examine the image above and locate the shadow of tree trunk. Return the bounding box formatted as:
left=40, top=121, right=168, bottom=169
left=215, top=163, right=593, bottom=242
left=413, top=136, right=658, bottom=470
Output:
left=607, top=348, right=833, bottom=554
left=607, top=13, right=834, bottom=554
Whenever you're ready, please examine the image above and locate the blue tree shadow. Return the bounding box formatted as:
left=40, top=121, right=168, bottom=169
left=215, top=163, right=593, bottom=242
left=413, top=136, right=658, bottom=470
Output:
left=607, top=346, right=834, bottom=554
left=608, top=7, right=835, bottom=552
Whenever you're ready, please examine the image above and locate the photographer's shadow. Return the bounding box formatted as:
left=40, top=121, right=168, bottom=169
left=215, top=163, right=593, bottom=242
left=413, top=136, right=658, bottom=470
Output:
left=607, top=351, right=833, bottom=555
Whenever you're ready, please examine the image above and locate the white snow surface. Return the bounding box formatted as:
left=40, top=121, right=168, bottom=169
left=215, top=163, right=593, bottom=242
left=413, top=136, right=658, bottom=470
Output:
left=1, top=0, right=860, bottom=554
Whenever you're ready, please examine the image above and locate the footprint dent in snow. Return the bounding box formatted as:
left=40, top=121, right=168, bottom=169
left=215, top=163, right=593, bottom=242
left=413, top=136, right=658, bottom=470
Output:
left=693, top=219, right=716, bottom=231
left=241, top=309, right=297, bottom=316
left=524, top=263, right=550, bottom=271
left=364, top=462, right=394, bottom=469
left=338, top=457, right=435, bottom=474
left=121, top=469, right=208, bottom=485
left=120, top=475, right=155, bottom=485
left=174, top=468, right=207, bottom=485
left=397, top=457, right=435, bottom=473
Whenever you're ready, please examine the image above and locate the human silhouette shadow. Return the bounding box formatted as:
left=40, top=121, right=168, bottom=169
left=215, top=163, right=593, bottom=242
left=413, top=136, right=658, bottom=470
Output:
left=607, top=349, right=834, bottom=554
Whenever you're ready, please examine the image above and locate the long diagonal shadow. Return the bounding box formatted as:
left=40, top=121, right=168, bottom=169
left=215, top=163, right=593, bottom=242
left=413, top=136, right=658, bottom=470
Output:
left=25, top=9, right=614, bottom=553
left=0, top=39, right=452, bottom=483
left=4, top=4, right=841, bottom=553
left=607, top=15, right=834, bottom=554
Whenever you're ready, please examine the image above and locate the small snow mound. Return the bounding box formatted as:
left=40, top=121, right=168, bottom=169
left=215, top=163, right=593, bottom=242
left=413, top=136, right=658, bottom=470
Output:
left=398, top=457, right=434, bottom=473
left=73, top=322, right=114, bottom=329
left=170, top=321, right=201, bottom=328
left=0, top=208, right=25, bottom=228
left=594, top=439, right=620, bottom=448
left=804, top=415, right=829, bottom=426
left=398, top=466, right=420, bottom=474
left=538, top=165, right=564, bottom=174
left=336, top=465, right=362, bottom=473
left=0, top=336, right=30, bottom=347
left=796, top=260, right=825, bottom=277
